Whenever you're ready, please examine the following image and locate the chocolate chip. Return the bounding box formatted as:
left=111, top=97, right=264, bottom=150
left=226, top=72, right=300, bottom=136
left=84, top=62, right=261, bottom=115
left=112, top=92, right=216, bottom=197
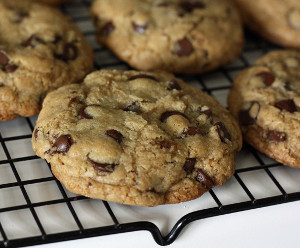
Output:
left=15, top=10, right=29, bottom=23
left=79, top=105, right=93, bottom=119
left=181, top=127, right=202, bottom=137
left=132, top=22, right=148, bottom=34
left=0, top=83, right=4, bottom=87
left=56, top=43, right=77, bottom=61
left=154, top=140, right=172, bottom=149
left=183, top=158, right=196, bottom=174
left=284, top=82, right=293, bottom=91
left=100, top=21, right=115, bottom=35
left=275, top=99, right=296, bottom=113
left=34, top=129, right=38, bottom=140
left=195, top=169, right=214, bottom=189
left=180, top=1, right=205, bottom=12
left=199, top=107, right=212, bottom=117
left=255, top=72, right=275, bottom=86
left=167, top=79, right=181, bottom=90
left=88, top=157, right=116, bottom=173
left=123, top=101, right=140, bottom=112
left=22, top=35, right=44, bottom=47
left=267, top=130, right=286, bottom=143
left=160, top=111, right=189, bottom=122
left=22, top=35, right=35, bottom=47
left=174, top=38, right=194, bottom=57
left=0, top=51, right=9, bottom=65
left=88, top=182, right=93, bottom=188
left=53, top=35, right=62, bottom=44
left=53, top=135, right=73, bottom=153
left=239, top=101, right=260, bottom=126
left=4, top=65, right=18, bottom=73
left=128, top=74, right=158, bottom=81
left=215, top=122, right=231, bottom=143
left=106, top=129, right=123, bottom=143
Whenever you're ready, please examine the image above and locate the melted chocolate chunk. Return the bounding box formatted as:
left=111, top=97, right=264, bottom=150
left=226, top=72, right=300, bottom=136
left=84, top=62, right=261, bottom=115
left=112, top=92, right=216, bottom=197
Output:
left=174, top=38, right=194, bottom=57
left=79, top=105, right=93, bottom=119
left=215, top=122, right=231, bottom=143
left=267, top=130, right=286, bottom=143
left=160, top=111, right=189, bottom=122
left=239, top=101, right=260, bottom=126
left=275, top=99, right=296, bottom=113
left=106, top=129, right=123, bottom=143
left=167, top=79, right=181, bottom=90
left=255, top=71, right=275, bottom=86
left=199, top=108, right=212, bottom=117
left=23, top=35, right=35, bottom=47
left=195, top=169, right=214, bottom=189
left=180, top=1, right=205, bottom=12
left=181, top=127, right=202, bottom=137
left=123, top=101, right=140, bottom=112
left=183, top=158, right=196, bottom=174
left=22, top=35, right=44, bottom=47
left=0, top=83, right=4, bottom=87
left=53, top=134, right=73, bottom=153
left=56, top=43, right=77, bottom=61
left=128, top=74, right=158, bottom=81
left=132, top=22, right=148, bottom=34
left=89, top=157, right=117, bottom=173
left=4, top=65, right=18, bottom=73
left=0, top=51, right=9, bottom=65
left=100, top=21, right=115, bottom=35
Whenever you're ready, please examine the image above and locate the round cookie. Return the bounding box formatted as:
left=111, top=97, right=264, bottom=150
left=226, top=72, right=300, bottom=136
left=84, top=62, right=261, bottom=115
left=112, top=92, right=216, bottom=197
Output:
left=32, top=69, right=242, bottom=207
left=90, top=0, right=244, bottom=74
left=228, top=50, right=300, bottom=168
left=232, top=0, right=300, bottom=48
left=0, top=0, right=94, bottom=121
left=30, top=0, right=72, bottom=6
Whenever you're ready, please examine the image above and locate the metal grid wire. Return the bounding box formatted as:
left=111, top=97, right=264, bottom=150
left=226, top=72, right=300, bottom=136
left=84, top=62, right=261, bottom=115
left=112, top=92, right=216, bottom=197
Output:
left=0, top=0, right=300, bottom=247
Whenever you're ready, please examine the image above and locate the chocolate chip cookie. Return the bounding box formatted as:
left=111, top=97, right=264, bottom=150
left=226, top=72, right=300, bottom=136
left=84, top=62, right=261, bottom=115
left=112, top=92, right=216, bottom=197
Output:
left=232, top=0, right=300, bottom=48
left=228, top=50, right=300, bottom=168
left=32, top=69, right=242, bottom=206
left=0, top=0, right=94, bottom=121
left=31, top=0, right=72, bottom=6
left=90, top=0, right=244, bottom=74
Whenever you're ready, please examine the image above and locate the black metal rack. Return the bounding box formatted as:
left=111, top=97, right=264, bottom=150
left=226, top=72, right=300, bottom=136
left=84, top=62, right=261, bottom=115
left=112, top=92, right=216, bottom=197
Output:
left=0, top=1, right=299, bottom=247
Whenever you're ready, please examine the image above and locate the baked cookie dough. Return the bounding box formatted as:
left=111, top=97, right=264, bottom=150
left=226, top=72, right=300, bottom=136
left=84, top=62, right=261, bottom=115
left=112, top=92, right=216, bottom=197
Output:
left=228, top=50, right=300, bottom=168
left=0, top=0, right=94, bottom=121
left=30, top=0, right=72, bottom=6
left=90, top=0, right=244, bottom=74
left=32, top=69, right=242, bottom=207
left=232, top=0, right=300, bottom=48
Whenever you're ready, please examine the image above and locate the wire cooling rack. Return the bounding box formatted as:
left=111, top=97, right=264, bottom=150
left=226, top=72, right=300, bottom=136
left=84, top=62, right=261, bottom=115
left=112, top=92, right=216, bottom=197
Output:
left=1, top=0, right=300, bottom=247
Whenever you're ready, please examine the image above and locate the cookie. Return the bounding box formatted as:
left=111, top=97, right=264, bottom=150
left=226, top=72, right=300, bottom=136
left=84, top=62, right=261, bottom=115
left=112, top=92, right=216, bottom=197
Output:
left=90, top=0, right=244, bottom=74
left=232, top=0, right=300, bottom=48
left=32, top=69, right=242, bottom=207
left=30, top=0, right=72, bottom=6
left=228, top=50, right=300, bottom=168
left=0, top=0, right=94, bottom=121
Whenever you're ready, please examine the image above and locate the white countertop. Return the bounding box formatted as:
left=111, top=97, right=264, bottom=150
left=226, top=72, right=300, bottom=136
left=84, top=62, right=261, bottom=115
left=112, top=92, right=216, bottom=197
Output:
left=32, top=201, right=300, bottom=248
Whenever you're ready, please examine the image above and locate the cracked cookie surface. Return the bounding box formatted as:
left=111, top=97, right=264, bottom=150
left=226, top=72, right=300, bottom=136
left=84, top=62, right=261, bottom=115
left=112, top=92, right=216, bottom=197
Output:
left=228, top=50, right=300, bottom=168
left=90, top=0, right=244, bottom=74
left=0, top=0, right=94, bottom=121
left=232, top=0, right=300, bottom=48
left=32, top=69, right=242, bottom=206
